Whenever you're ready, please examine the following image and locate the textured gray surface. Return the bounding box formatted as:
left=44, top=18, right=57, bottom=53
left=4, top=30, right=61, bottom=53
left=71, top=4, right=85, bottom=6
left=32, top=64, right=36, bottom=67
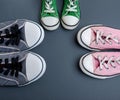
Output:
left=0, top=0, right=120, bottom=100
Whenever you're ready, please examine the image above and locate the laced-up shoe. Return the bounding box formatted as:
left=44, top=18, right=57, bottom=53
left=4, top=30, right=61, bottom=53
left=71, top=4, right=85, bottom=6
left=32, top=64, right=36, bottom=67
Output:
left=41, top=0, right=60, bottom=31
left=0, top=51, right=46, bottom=86
left=61, top=0, right=80, bottom=30
left=80, top=52, right=120, bottom=79
left=0, top=19, right=44, bottom=52
left=77, top=24, right=120, bottom=51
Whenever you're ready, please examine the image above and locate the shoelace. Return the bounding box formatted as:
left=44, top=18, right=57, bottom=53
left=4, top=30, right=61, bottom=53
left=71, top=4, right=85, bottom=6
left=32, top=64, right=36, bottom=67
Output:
left=97, top=56, right=120, bottom=70
left=66, top=0, right=77, bottom=12
left=44, top=0, right=55, bottom=13
left=0, top=24, right=21, bottom=46
left=0, top=56, right=22, bottom=77
left=93, top=30, right=119, bottom=45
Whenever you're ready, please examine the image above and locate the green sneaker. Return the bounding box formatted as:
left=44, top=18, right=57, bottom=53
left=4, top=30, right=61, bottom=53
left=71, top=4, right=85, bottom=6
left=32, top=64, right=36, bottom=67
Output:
left=61, top=0, right=80, bottom=30
left=41, top=0, right=60, bottom=31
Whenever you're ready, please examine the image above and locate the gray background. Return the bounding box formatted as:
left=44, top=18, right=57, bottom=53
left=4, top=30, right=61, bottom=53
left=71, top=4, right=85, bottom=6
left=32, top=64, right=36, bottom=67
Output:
left=0, top=0, right=120, bottom=100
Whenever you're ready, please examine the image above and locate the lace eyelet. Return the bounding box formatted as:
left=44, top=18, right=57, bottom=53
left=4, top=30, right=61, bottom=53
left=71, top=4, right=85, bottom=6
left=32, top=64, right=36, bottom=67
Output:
left=99, top=68, right=102, bottom=71
left=96, top=42, right=98, bottom=45
left=109, top=43, right=112, bottom=45
left=103, top=43, right=105, bottom=45
left=113, top=66, right=116, bottom=68
left=106, top=68, right=109, bottom=70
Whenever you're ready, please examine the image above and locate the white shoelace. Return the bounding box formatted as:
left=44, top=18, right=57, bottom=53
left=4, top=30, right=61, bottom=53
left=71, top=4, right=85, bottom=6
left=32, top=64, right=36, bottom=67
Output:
left=44, top=0, right=55, bottom=13
left=97, top=56, right=120, bottom=70
left=95, top=30, right=119, bottom=45
left=66, top=0, right=77, bottom=12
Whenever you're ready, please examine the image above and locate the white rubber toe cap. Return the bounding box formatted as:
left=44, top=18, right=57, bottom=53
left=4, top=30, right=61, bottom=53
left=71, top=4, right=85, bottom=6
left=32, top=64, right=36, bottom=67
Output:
left=41, top=17, right=59, bottom=26
left=82, top=54, right=94, bottom=73
left=81, top=28, right=92, bottom=46
left=26, top=53, right=43, bottom=81
left=62, top=16, right=79, bottom=26
left=25, top=21, right=42, bottom=47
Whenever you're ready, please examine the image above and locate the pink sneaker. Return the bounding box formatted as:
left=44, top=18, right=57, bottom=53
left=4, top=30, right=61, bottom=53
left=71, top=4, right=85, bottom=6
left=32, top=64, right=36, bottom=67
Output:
left=80, top=52, right=120, bottom=79
left=77, top=24, right=120, bottom=51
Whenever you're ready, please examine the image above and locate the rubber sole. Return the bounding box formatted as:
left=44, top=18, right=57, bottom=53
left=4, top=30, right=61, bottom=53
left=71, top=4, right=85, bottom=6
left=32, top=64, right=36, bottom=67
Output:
left=61, top=20, right=79, bottom=30
left=41, top=20, right=60, bottom=31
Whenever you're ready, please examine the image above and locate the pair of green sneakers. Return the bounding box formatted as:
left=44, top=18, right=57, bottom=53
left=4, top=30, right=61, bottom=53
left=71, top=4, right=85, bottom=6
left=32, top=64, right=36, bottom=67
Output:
left=41, top=0, right=80, bottom=31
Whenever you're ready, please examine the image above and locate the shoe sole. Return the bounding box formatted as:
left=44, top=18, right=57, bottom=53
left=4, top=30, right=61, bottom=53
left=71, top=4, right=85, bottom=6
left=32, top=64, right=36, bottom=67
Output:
left=19, top=52, right=46, bottom=87
left=79, top=52, right=118, bottom=79
left=61, top=19, right=79, bottom=30
left=41, top=20, right=60, bottom=31
left=77, top=24, right=103, bottom=51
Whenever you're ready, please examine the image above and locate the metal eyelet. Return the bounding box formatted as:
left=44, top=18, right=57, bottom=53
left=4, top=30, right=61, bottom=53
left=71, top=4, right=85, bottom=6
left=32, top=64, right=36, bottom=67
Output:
left=106, top=68, right=109, bottom=70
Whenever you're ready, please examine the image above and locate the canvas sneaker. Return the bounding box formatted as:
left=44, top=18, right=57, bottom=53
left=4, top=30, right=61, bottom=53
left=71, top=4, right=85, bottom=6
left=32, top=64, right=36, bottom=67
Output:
left=61, top=0, right=80, bottom=30
left=80, top=52, right=120, bottom=79
left=77, top=24, right=120, bottom=51
left=41, top=0, right=60, bottom=31
left=0, top=19, right=44, bottom=52
left=0, top=51, right=46, bottom=86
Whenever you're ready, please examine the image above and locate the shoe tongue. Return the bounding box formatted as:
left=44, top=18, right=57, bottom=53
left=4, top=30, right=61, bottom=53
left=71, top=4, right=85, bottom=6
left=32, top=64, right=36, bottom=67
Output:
left=19, top=24, right=29, bottom=46
left=19, top=26, right=25, bottom=40
left=93, top=57, right=100, bottom=70
left=20, top=59, right=26, bottom=75
left=91, top=28, right=97, bottom=43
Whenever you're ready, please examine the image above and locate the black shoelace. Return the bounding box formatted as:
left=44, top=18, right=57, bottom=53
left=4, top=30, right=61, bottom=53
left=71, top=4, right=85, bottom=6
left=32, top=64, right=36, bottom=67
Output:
left=0, top=57, right=22, bottom=77
left=0, top=24, right=21, bottom=46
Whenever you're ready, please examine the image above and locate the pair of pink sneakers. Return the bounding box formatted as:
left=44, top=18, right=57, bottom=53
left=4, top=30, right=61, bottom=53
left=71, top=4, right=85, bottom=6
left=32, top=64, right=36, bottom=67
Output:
left=77, top=24, right=120, bottom=79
